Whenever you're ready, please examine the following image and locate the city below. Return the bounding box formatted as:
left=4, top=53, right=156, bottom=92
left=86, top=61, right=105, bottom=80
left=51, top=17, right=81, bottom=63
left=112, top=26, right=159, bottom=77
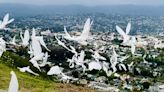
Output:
left=0, top=3, right=164, bottom=92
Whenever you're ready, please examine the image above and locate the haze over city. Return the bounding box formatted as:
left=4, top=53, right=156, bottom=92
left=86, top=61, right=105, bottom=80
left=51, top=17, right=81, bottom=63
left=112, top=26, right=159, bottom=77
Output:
left=1, top=0, right=164, bottom=6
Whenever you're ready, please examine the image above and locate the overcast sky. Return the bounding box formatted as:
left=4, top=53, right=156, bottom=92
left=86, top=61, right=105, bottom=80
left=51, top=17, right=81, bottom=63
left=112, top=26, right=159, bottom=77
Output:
left=1, top=0, right=164, bottom=6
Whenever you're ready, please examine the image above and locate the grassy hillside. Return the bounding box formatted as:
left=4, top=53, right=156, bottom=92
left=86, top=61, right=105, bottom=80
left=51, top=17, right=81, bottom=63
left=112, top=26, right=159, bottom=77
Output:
left=0, top=51, right=95, bottom=92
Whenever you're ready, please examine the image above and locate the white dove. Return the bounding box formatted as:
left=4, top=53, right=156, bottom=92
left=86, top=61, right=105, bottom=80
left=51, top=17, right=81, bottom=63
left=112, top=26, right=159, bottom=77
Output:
left=29, top=59, right=42, bottom=71
left=47, top=65, right=62, bottom=75
left=18, top=66, right=39, bottom=76
left=102, top=61, right=113, bottom=76
left=116, top=22, right=131, bottom=44
left=9, top=35, right=16, bottom=45
left=32, top=28, right=50, bottom=51
left=88, top=61, right=102, bottom=71
left=76, top=50, right=86, bottom=72
left=69, top=46, right=78, bottom=57
left=64, top=18, right=93, bottom=45
left=37, top=36, right=50, bottom=51
left=130, top=36, right=136, bottom=55
left=0, top=13, right=14, bottom=30
left=8, top=71, right=19, bottom=92
left=92, top=50, right=106, bottom=61
left=28, top=44, right=34, bottom=58
left=118, top=63, right=127, bottom=71
left=0, top=37, right=6, bottom=57
left=67, top=54, right=77, bottom=68
left=55, top=36, right=71, bottom=51
left=30, top=35, right=44, bottom=71
left=20, top=30, right=30, bottom=47
left=39, top=52, right=51, bottom=67
left=55, top=35, right=79, bottom=57
left=110, top=47, right=118, bottom=72
left=128, top=62, right=134, bottom=72
left=60, top=73, right=78, bottom=82
left=63, top=26, right=72, bottom=39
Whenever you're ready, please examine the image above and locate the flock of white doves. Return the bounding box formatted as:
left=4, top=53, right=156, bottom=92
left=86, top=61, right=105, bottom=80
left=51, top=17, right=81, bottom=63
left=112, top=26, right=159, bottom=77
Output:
left=0, top=13, right=138, bottom=92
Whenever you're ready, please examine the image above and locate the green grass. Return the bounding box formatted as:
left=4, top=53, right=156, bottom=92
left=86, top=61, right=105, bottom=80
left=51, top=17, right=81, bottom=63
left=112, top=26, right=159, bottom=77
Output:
left=0, top=51, right=95, bottom=92
left=0, top=63, right=56, bottom=92
left=0, top=62, right=95, bottom=92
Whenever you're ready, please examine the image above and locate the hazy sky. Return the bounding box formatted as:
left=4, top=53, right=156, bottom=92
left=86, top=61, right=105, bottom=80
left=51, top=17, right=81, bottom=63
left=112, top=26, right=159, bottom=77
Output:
left=1, top=0, right=164, bottom=6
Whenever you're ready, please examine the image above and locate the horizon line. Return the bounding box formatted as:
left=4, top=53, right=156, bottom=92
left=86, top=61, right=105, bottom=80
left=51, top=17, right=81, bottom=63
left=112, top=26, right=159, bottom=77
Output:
left=1, top=2, right=164, bottom=7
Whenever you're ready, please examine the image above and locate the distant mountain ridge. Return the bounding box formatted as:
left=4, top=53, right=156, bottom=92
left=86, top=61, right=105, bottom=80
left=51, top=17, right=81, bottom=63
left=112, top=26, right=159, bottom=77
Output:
left=0, top=3, right=164, bottom=16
